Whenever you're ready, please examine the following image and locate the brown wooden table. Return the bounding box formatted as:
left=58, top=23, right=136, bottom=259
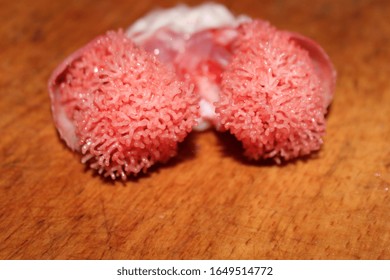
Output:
left=1, top=0, right=389, bottom=259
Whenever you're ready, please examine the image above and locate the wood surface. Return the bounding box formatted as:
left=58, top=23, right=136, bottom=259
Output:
left=0, top=0, right=389, bottom=259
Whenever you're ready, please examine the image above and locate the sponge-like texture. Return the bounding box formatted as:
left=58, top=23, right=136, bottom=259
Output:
left=49, top=31, right=199, bottom=179
left=216, top=21, right=329, bottom=161
left=49, top=4, right=337, bottom=178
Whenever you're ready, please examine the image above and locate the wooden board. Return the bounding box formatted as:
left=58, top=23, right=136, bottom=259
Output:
left=0, top=0, right=389, bottom=259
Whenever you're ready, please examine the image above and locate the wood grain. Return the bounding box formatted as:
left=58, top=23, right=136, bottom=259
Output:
left=0, top=0, right=389, bottom=259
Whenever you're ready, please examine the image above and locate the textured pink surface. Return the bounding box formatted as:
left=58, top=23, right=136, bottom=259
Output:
left=215, top=21, right=332, bottom=161
left=287, top=32, right=337, bottom=107
left=137, top=27, right=238, bottom=127
left=49, top=9, right=336, bottom=178
left=49, top=31, right=199, bottom=179
left=133, top=19, right=336, bottom=161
